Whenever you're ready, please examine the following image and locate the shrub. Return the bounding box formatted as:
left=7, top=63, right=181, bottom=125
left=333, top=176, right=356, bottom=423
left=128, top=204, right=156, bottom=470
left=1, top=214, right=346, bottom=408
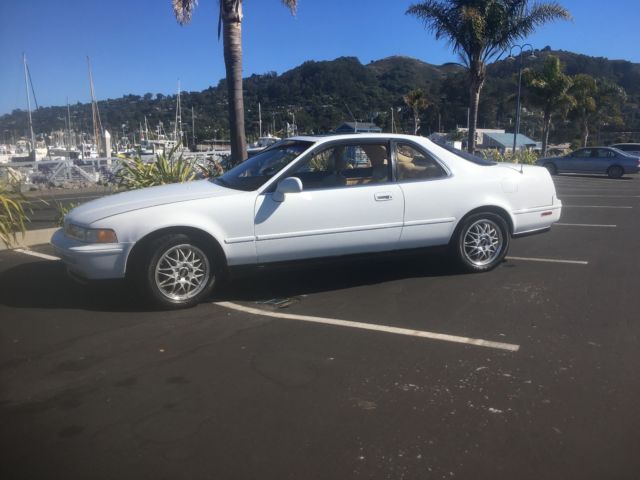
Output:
left=115, top=145, right=196, bottom=190
left=0, top=182, right=29, bottom=247
left=482, top=149, right=539, bottom=164
left=55, top=201, right=79, bottom=227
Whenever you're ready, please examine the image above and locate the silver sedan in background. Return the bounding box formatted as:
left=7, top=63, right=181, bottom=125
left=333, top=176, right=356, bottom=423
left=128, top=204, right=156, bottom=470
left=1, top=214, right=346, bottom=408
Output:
left=536, top=147, right=640, bottom=178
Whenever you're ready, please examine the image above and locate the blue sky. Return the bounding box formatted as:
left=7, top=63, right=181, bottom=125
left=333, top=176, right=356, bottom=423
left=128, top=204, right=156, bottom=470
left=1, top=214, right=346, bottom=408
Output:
left=1, top=0, right=639, bottom=115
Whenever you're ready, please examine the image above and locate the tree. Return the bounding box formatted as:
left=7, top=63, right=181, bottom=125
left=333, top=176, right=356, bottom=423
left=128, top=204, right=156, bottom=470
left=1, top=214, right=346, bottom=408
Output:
left=570, top=74, right=626, bottom=147
left=522, top=55, right=573, bottom=155
left=407, top=0, right=570, bottom=153
left=172, top=0, right=298, bottom=164
left=403, top=89, right=429, bottom=134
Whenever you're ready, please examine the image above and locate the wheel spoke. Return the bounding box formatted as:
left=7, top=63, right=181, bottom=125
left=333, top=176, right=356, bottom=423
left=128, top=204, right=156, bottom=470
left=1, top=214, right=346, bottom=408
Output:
left=154, top=244, right=211, bottom=302
left=462, top=219, right=504, bottom=267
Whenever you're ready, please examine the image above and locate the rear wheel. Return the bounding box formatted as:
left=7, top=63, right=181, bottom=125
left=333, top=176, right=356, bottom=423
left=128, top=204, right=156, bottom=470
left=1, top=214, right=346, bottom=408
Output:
left=544, top=163, right=557, bottom=175
left=607, top=165, right=624, bottom=179
left=138, top=234, right=218, bottom=309
left=454, top=213, right=510, bottom=272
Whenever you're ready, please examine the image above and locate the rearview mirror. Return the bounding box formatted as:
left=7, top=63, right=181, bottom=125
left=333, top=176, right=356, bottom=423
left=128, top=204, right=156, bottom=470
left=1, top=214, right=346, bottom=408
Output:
left=273, top=176, right=303, bottom=202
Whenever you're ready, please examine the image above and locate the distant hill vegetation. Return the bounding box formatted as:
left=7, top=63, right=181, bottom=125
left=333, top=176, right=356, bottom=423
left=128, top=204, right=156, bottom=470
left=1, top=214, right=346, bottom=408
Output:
left=2, top=49, right=639, bottom=146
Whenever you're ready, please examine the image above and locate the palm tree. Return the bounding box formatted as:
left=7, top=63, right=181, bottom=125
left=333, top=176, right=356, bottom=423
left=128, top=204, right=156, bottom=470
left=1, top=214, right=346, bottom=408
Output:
left=570, top=75, right=626, bottom=147
left=172, top=0, right=298, bottom=164
left=407, top=0, right=570, bottom=153
left=403, top=89, right=430, bottom=135
left=522, top=55, right=574, bottom=155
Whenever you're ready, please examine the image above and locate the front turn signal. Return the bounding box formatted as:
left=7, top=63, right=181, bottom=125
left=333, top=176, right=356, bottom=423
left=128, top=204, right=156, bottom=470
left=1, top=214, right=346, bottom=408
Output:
left=86, top=229, right=118, bottom=243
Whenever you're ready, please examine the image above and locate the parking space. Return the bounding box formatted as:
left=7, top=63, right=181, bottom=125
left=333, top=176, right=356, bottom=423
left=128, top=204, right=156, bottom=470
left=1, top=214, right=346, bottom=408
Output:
left=1, top=174, right=639, bottom=480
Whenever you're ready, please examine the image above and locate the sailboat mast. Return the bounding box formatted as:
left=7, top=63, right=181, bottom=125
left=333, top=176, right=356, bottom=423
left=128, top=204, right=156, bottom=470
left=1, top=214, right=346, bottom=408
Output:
left=66, top=98, right=72, bottom=153
left=191, top=106, right=195, bottom=147
left=87, top=57, right=102, bottom=155
left=23, top=53, right=36, bottom=153
left=174, top=80, right=182, bottom=144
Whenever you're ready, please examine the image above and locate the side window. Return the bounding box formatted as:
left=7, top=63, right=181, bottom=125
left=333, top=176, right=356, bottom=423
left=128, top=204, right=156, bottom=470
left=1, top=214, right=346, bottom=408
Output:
left=572, top=149, right=590, bottom=158
left=289, top=143, right=390, bottom=190
left=592, top=149, right=613, bottom=158
left=395, top=143, right=447, bottom=181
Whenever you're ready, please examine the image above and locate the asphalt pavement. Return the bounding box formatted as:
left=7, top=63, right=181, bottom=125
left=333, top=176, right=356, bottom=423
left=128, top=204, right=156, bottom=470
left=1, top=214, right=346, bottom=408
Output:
left=1, top=174, right=639, bottom=480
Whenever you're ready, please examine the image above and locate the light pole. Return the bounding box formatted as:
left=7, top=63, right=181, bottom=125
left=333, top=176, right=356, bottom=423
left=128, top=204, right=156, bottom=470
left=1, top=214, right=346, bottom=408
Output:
left=507, top=44, right=536, bottom=155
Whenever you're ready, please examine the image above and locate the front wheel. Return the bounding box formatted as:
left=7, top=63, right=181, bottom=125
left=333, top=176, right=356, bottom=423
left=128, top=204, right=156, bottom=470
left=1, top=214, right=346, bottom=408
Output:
left=140, top=234, right=218, bottom=309
left=454, top=213, right=510, bottom=272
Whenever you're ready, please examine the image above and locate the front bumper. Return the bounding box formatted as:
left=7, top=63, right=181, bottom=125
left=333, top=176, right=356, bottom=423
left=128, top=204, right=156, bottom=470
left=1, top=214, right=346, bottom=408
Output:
left=50, top=228, right=132, bottom=280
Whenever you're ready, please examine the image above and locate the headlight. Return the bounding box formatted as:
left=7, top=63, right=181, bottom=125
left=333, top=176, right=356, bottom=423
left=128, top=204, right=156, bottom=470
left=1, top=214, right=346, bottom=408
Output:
left=65, top=224, right=118, bottom=243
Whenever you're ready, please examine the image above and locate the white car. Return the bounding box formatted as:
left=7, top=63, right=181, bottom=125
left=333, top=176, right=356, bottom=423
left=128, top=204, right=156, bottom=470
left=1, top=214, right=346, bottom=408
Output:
left=51, top=134, right=562, bottom=308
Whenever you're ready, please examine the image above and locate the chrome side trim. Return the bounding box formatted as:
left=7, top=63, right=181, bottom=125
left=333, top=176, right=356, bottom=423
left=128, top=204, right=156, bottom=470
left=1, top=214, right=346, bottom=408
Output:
left=403, top=217, right=456, bottom=227
left=225, top=236, right=256, bottom=244
left=256, top=222, right=403, bottom=242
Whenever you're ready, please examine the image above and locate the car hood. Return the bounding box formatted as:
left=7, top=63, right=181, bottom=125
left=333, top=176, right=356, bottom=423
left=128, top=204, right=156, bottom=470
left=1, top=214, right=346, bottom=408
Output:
left=68, top=179, right=239, bottom=225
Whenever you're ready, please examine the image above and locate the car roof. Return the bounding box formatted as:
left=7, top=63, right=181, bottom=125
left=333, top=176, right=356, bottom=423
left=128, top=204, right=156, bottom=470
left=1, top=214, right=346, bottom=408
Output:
left=290, top=133, right=432, bottom=145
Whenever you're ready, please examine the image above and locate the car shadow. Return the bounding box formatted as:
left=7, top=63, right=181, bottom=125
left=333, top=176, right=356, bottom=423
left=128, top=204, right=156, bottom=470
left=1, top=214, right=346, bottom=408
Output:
left=0, top=250, right=462, bottom=311
left=0, top=260, right=146, bottom=312
left=212, top=250, right=462, bottom=302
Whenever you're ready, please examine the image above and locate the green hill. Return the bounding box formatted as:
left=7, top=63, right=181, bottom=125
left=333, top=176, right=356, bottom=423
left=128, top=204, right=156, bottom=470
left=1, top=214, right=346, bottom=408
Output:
left=1, top=50, right=638, bottom=147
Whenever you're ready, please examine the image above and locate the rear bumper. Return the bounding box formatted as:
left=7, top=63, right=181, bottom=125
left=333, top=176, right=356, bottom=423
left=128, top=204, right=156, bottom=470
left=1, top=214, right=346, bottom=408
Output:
left=511, top=202, right=562, bottom=236
left=50, top=228, right=132, bottom=280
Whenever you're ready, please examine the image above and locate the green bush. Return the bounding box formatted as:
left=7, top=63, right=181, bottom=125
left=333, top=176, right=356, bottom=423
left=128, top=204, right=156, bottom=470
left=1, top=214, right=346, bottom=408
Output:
left=115, top=145, right=196, bottom=190
left=0, top=182, right=29, bottom=247
left=482, top=149, right=540, bottom=165
left=55, top=201, right=79, bottom=227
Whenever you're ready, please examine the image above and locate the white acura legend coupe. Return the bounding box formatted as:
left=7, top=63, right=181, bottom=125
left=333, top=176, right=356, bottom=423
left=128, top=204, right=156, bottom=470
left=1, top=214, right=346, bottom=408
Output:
left=52, top=134, right=561, bottom=308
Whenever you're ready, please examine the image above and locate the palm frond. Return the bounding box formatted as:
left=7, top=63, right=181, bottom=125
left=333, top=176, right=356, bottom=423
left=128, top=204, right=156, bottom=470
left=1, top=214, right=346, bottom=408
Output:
left=407, top=2, right=464, bottom=54
left=498, top=2, right=571, bottom=46
left=172, top=0, right=198, bottom=25
left=281, top=0, right=298, bottom=15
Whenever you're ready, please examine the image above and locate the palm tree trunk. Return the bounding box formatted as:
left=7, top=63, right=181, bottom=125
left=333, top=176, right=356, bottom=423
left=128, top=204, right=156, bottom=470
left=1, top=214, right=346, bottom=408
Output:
left=467, top=82, right=481, bottom=153
left=222, top=0, right=247, bottom=165
left=414, top=113, right=419, bottom=135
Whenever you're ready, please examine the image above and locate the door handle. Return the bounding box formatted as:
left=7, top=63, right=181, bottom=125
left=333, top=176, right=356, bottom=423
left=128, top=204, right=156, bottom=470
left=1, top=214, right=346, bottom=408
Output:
left=374, top=192, right=393, bottom=201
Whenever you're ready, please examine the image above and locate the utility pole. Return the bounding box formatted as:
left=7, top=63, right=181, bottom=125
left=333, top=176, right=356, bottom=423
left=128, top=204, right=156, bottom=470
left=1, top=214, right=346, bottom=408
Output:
left=507, top=44, right=536, bottom=156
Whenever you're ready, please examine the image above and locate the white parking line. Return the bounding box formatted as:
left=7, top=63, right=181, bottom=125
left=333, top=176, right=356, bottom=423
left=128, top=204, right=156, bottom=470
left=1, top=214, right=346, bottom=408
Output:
left=506, top=256, right=588, bottom=265
left=13, top=248, right=60, bottom=261
left=560, top=195, right=640, bottom=198
left=562, top=205, right=633, bottom=209
left=215, top=301, right=520, bottom=352
left=555, top=223, right=616, bottom=228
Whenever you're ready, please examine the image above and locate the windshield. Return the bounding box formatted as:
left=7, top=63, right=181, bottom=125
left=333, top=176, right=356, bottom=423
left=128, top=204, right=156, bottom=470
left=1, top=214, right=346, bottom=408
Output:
left=214, top=140, right=314, bottom=191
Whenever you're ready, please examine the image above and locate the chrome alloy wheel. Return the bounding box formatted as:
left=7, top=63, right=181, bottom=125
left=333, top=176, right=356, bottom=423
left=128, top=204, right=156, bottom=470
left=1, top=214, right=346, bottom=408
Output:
left=154, top=244, right=211, bottom=301
left=462, top=219, right=503, bottom=267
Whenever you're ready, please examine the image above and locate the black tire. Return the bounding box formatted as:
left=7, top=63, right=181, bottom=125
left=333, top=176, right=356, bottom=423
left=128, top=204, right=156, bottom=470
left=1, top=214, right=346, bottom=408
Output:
left=138, top=233, right=219, bottom=309
left=544, top=163, right=557, bottom=175
left=453, top=212, right=510, bottom=273
left=607, top=165, right=624, bottom=179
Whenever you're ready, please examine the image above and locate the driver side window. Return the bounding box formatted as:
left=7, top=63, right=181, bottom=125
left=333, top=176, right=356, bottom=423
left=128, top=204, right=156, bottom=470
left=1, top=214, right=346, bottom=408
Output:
left=289, top=143, right=390, bottom=190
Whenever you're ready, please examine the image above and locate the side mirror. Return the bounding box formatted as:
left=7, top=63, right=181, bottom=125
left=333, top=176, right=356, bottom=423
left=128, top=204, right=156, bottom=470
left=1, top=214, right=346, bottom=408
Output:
left=273, top=176, right=303, bottom=202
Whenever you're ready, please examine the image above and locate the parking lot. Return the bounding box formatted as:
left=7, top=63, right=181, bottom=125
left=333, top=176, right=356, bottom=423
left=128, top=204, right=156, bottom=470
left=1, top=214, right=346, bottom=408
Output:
left=1, top=174, right=639, bottom=480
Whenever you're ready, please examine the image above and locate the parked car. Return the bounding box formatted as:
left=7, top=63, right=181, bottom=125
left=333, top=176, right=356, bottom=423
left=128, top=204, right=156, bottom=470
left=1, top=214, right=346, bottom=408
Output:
left=536, top=147, right=640, bottom=178
left=52, top=134, right=562, bottom=308
left=610, top=143, right=640, bottom=157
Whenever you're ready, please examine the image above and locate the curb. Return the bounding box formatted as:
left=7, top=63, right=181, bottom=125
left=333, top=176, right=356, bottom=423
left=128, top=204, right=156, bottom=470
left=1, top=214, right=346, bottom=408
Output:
left=0, top=228, right=58, bottom=251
